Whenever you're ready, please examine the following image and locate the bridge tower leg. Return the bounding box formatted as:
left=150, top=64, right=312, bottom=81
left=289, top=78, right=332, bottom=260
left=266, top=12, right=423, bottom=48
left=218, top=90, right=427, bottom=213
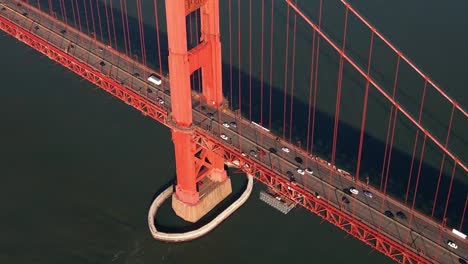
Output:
left=165, top=0, right=230, bottom=222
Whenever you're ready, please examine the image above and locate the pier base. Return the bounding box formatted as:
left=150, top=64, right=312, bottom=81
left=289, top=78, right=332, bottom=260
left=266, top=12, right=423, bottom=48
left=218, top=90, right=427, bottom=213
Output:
left=172, top=177, right=232, bottom=223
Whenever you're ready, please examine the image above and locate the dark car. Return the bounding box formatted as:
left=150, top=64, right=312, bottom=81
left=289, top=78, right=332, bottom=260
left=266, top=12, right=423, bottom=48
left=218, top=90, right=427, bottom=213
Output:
left=342, top=196, right=350, bottom=204
left=286, top=171, right=294, bottom=178
left=249, top=150, right=258, bottom=158
left=459, top=258, right=467, bottom=264
left=294, top=157, right=303, bottom=164
left=343, top=188, right=352, bottom=195
left=269, top=147, right=277, bottom=154
left=396, top=211, right=407, bottom=219
left=207, top=112, right=214, bottom=119
left=384, top=211, right=394, bottom=218
left=133, top=72, right=140, bottom=77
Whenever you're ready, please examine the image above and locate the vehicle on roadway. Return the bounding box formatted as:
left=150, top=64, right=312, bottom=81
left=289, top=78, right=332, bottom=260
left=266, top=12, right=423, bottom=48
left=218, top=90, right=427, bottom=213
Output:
left=305, top=167, right=313, bottom=175
left=294, top=157, right=303, bottom=164
left=286, top=171, right=294, bottom=178
left=343, top=188, right=352, bottom=195
left=269, top=147, right=277, bottom=154
left=157, top=97, right=164, bottom=105
left=241, top=152, right=247, bottom=157
left=222, top=122, right=230, bottom=128
left=447, top=240, right=458, bottom=249
left=342, top=196, right=350, bottom=204
left=297, top=168, right=305, bottom=175
left=249, top=150, right=258, bottom=158
left=396, top=211, right=407, bottom=220
left=363, top=190, right=373, bottom=198
left=220, top=133, right=228, bottom=141
left=147, top=74, right=162, bottom=86
left=349, top=187, right=359, bottom=195
left=281, top=147, right=290, bottom=153
left=207, top=112, right=214, bottom=119
left=384, top=210, right=394, bottom=218
left=229, top=121, right=237, bottom=128
left=314, top=192, right=321, bottom=199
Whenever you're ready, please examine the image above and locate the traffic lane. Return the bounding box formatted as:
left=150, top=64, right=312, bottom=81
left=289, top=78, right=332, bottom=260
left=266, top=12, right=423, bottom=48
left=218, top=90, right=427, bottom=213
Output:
left=210, top=108, right=462, bottom=262
left=208, top=110, right=441, bottom=253
left=20, top=2, right=163, bottom=89
left=311, top=166, right=464, bottom=262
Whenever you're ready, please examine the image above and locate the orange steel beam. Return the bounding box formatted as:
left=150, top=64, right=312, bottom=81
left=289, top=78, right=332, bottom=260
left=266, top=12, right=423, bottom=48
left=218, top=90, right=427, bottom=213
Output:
left=165, top=0, right=224, bottom=204
left=0, top=11, right=439, bottom=264
left=185, top=0, right=208, bottom=15
left=284, top=0, right=467, bottom=173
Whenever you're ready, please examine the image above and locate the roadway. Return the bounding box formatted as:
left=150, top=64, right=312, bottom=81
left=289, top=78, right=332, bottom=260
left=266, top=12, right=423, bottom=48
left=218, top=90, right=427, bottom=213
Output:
left=1, top=1, right=465, bottom=263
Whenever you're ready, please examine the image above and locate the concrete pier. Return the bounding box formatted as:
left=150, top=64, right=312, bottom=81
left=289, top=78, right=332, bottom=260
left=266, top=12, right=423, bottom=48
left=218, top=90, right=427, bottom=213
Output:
left=148, top=174, right=253, bottom=242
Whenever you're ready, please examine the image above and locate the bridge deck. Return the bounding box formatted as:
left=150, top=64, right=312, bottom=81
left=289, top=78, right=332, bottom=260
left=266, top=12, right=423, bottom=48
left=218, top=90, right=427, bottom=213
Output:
left=0, top=2, right=465, bottom=263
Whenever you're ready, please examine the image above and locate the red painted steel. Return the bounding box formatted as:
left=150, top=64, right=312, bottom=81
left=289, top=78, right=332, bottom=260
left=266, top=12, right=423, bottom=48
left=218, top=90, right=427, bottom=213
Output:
left=165, top=0, right=224, bottom=204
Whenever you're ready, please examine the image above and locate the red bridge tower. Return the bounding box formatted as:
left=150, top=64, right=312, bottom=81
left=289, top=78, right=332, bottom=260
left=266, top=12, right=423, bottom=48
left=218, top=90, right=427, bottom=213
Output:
left=165, top=0, right=230, bottom=222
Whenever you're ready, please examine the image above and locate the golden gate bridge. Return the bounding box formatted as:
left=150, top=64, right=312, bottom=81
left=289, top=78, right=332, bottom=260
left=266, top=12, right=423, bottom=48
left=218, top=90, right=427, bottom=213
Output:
left=0, top=0, right=466, bottom=263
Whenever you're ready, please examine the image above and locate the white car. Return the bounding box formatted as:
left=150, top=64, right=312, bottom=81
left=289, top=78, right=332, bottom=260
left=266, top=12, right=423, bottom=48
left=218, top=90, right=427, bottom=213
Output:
left=281, top=147, right=290, bottom=153
left=363, top=190, right=373, bottom=198
left=220, top=133, right=229, bottom=141
left=156, top=97, right=164, bottom=105
left=296, top=168, right=305, bottom=175
left=349, top=187, right=359, bottom=195
left=241, top=152, right=247, bottom=157
left=447, top=240, right=458, bottom=249
left=305, top=167, right=313, bottom=174
left=222, top=122, right=230, bottom=128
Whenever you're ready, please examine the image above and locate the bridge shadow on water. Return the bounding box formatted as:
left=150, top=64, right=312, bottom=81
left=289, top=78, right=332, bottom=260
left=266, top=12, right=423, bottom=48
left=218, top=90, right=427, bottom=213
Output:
left=42, top=0, right=466, bottom=230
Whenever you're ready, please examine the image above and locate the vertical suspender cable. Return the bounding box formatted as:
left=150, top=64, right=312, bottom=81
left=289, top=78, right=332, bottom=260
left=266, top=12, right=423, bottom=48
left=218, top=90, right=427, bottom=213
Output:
left=268, top=0, right=274, bottom=130
left=406, top=80, right=427, bottom=204
left=306, top=27, right=317, bottom=155
left=82, top=0, right=90, bottom=35
left=405, top=135, right=427, bottom=244
left=47, top=0, right=53, bottom=16
left=282, top=3, right=290, bottom=140
left=260, top=0, right=265, bottom=126
left=109, top=0, right=118, bottom=49
left=237, top=0, right=242, bottom=147
left=123, top=1, right=132, bottom=56
left=136, top=0, right=147, bottom=65
left=88, top=0, right=97, bottom=39
left=460, top=195, right=468, bottom=231
left=248, top=0, right=252, bottom=121
left=355, top=31, right=374, bottom=182
left=153, top=0, right=163, bottom=75
left=289, top=0, right=297, bottom=142
left=431, top=104, right=455, bottom=216
left=70, top=0, right=77, bottom=28
left=119, top=0, right=128, bottom=55
left=228, top=0, right=233, bottom=109
left=74, top=0, right=83, bottom=36
left=331, top=6, right=349, bottom=165
left=95, top=0, right=104, bottom=42
left=310, top=0, right=323, bottom=154
left=104, top=0, right=112, bottom=46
